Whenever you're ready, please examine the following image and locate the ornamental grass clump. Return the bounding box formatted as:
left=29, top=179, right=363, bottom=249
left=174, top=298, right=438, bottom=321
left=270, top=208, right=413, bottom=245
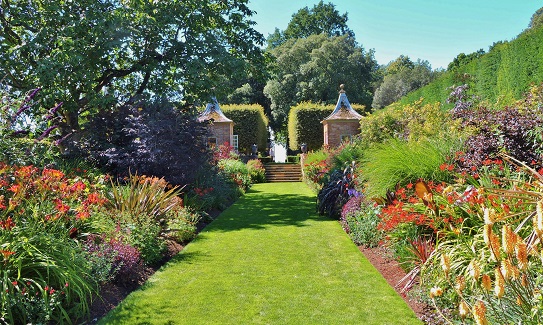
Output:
left=423, top=157, right=543, bottom=324
left=105, top=174, right=183, bottom=265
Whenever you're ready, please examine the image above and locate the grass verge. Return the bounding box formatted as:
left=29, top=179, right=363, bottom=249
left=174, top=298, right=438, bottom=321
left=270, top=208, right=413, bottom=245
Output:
left=99, top=182, right=421, bottom=324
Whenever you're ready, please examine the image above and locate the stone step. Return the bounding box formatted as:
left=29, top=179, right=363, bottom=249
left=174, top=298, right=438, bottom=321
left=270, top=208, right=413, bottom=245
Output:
left=264, top=163, right=302, bottom=183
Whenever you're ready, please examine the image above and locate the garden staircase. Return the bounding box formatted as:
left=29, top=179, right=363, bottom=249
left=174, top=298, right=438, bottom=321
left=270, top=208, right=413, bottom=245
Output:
left=264, top=163, right=302, bottom=182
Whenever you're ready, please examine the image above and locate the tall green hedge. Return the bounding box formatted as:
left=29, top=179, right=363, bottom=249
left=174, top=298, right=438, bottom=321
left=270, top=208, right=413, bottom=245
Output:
left=222, top=104, right=268, bottom=154
left=288, top=102, right=365, bottom=151
left=396, top=26, right=543, bottom=107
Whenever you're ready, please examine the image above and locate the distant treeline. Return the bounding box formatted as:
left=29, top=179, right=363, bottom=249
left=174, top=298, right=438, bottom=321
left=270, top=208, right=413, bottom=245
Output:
left=395, top=26, right=543, bottom=108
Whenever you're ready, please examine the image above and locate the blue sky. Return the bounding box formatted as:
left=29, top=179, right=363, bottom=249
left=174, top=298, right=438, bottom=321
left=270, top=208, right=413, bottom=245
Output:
left=247, top=0, right=542, bottom=69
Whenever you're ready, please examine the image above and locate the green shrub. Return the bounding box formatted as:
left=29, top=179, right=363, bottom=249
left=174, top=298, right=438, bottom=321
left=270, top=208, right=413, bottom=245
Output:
left=360, top=100, right=460, bottom=145
left=343, top=203, right=383, bottom=247
left=246, top=159, right=266, bottom=183
left=222, top=104, right=268, bottom=154
left=302, top=147, right=335, bottom=191
left=218, top=159, right=252, bottom=192
left=288, top=102, right=332, bottom=151
left=165, top=207, right=201, bottom=243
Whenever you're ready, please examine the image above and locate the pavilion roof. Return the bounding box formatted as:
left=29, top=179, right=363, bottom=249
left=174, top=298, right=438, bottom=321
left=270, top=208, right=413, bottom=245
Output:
left=322, top=85, right=363, bottom=121
left=197, top=97, right=232, bottom=123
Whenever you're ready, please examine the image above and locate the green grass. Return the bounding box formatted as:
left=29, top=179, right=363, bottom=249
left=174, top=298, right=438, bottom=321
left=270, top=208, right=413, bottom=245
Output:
left=99, top=183, right=421, bottom=325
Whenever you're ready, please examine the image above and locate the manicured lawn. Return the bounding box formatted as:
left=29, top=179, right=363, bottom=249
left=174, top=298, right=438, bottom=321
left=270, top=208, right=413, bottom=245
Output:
left=99, top=182, right=421, bottom=324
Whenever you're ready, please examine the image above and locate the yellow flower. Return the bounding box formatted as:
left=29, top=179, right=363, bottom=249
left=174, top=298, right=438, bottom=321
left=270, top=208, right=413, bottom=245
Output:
left=459, top=300, right=469, bottom=319
left=483, top=207, right=495, bottom=225
left=441, top=254, right=451, bottom=275
left=473, top=300, right=488, bottom=325
left=469, top=260, right=481, bottom=280
left=429, top=286, right=443, bottom=298
left=455, top=276, right=466, bottom=293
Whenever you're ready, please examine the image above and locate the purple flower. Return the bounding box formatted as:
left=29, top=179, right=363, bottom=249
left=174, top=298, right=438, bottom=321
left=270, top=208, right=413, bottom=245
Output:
left=36, top=125, right=58, bottom=141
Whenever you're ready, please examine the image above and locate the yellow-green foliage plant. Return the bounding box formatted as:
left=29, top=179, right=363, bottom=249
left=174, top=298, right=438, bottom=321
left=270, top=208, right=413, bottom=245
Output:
left=360, top=99, right=462, bottom=146
left=421, top=158, right=543, bottom=324
left=222, top=104, right=268, bottom=154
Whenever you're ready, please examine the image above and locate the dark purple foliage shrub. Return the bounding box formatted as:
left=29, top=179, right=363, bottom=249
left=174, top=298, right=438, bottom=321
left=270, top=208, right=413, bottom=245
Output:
left=449, top=85, right=543, bottom=171
left=71, top=99, right=212, bottom=186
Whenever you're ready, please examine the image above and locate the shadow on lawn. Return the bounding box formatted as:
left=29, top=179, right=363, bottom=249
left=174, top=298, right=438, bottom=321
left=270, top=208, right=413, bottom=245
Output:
left=204, top=185, right=330, bottom=232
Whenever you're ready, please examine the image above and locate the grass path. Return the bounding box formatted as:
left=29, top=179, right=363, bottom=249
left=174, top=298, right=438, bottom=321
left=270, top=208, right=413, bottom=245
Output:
left=99, top=183, right=421, bottom=324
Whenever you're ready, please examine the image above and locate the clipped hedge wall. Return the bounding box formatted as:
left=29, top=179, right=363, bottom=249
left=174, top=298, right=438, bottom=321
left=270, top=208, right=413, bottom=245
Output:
left=396, top=26, right=543, bottom=107
left=222, top=104, right=268, bottom=154
left=288, top=102, right=365, bottom=151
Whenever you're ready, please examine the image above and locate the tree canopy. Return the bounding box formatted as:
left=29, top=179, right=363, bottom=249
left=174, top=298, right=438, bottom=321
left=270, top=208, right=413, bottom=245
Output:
left=266, top=1, right=354, bottom=49
left=0, top=0, right=265, bottom=134
left=264, top=34, right=378, bottom=131
left=372, top=57, right=437, bottom=109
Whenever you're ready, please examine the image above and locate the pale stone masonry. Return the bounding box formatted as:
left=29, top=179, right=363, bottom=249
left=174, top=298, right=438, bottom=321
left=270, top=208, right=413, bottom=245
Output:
left=197, top=97, right=233, bottom=147
left=321, top=85, right=363, bottom=147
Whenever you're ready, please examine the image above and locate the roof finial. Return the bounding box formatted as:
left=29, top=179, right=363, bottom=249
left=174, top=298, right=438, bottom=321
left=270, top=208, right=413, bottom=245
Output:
left=339, top=84, right=345, bottom=93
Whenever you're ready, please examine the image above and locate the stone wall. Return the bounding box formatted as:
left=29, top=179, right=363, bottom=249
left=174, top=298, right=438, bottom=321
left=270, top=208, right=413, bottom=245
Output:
left=210, top=122, right=233, bottom=146
left=323, top=121, right=360, bottom=147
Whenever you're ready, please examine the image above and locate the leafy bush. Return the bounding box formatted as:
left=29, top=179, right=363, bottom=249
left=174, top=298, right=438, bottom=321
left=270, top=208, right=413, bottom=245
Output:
left=221, top=104, right=268, bottom=154
left=104, top=174, right=183, bottom=265
left=360, top=99, right=460, bottom=145
left=165, top=206, right=201, bottom=243
left=217, top=159, right=252, bottom=192
left=184, top=167, right=241, bottom=212
left=302, top=147, right=336, bottom=191
left=84, top=234, right=141, bottom=283
left=75, top=99, right=212, bottom=186
left=0, top=164, right=106, bottom=323
left=246, top=159, right=266, bottom=183
left=450, top=83, right=543, bottom=171
left=341, top=198, right=383, bottom=247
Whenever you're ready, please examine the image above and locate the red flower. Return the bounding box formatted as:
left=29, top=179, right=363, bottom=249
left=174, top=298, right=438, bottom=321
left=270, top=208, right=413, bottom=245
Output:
left=1, top=217, right=15, bottom=231
left=7, top=184, right=20, bottom=194
left=53, top=199, right=70, bottom=214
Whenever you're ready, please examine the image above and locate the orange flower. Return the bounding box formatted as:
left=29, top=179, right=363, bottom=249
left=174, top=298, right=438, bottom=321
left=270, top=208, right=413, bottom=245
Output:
left=494, top=268, right=505, bottom=298
left=0, top=249, right=15, bottom=260
left=473, top=300, right=488, bottom=325
left=481, top=274, right=492, bottom=292
left=502, top=225, right=516, bottom=256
